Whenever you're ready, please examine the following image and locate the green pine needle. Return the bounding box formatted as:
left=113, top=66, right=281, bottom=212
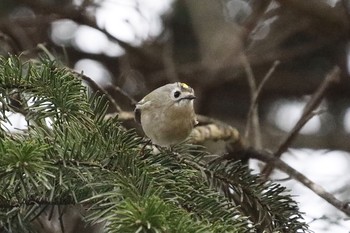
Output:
left=0, top=55, right=309, bottom=233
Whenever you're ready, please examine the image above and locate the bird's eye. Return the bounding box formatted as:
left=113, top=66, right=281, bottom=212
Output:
left=173, top=91, right=181, bottom=98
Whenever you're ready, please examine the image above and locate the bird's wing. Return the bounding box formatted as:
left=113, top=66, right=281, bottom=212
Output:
left=134, top=107, right=141, bottom=124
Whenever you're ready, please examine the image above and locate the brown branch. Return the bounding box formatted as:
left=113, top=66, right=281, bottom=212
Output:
left=241, top=53, right=262, bottom=149
left=190, top=124, right=241, bottom=145
left=108, top=83, right=138, bottom=106
left=68, top=66, right=137, bottom=111
left=261, top=66, right=341, bottom=178
left=105, top=111, right=134, bottom=122
left=68, top=69, right=123, bottom=112
left=255, top=60, right=280, bottom=101
left=245, top=149, right=350, bottom=216
left=245, top=60, right=280, bottom=146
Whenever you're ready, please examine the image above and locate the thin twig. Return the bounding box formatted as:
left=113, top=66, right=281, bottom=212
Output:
left=261, top=66, right=341, bottom=178
left=176, top=147, right=350, bottom=217
left=245, top=60, right=280, bottom=144
left=255, top=60, right=280, bottom=103
left=247, top=149, right=350, bottom=216
left=108, top=83, right=138, bottom=106
left=72, top=69, right=138, bottom=110
left=241, top=54, right=262, bottom=149
left=70, top=70, right=123, bottom=112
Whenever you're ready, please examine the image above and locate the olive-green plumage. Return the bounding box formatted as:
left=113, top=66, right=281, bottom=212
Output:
left=134, top=82, right=197, bottom=147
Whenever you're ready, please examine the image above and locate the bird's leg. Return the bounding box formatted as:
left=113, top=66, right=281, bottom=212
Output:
left=139, top=139, right=152, bottom=158
left=153, top=144, right=171, bottom=155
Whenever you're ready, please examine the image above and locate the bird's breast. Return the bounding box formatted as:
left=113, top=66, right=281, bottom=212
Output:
left=140, top=106, right=195, bottom=146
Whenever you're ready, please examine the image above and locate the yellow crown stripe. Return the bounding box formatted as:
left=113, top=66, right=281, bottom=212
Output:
left=180, top=82, right=190, bottom=89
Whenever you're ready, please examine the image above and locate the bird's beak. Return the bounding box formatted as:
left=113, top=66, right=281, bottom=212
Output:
left=181, top=94, right=196, bottom=100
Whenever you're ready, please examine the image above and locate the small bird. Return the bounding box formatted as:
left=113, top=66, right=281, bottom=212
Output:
left=134, top=82, right=197, bottom=147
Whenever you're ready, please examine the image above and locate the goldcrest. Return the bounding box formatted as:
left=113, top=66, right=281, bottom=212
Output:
left=134, top=82, right=198, bottom=147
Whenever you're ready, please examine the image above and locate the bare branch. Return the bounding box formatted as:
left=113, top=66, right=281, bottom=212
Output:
left=247, top=149, right=350, bottom=216
left=262, top=66, right=341, bottom=178
left=190, top=123, right=241, bottom=145
left=245, top=60, right=280, bottom=145
left=108, top=83, right=138, bottom=106
left=241, top=54, right=262, bottom=149
left=255, top=60, right=280, bottom=100
left=70, top=70, right=123, bottom=112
